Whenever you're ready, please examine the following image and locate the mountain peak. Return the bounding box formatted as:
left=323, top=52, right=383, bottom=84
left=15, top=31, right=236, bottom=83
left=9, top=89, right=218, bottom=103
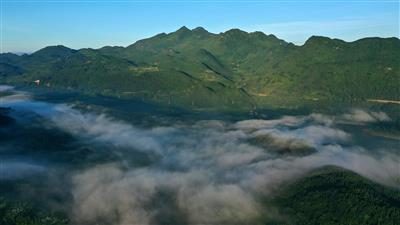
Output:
left=303, top=35, right=348, bottom=47
left=176, top=26, right=190, bottom=33
left=191, top=27, right=213, bottom=37
left=31, top=45, right=77, bottom=60
left=170, top=26, right=192, bottom=38
left=224, top=28, right=248, bottom=35
left=192, top=26, right=207, bottom=32
left=33, top=45, right=74, bottom=54
left=304, top=36, right=333, bottom=46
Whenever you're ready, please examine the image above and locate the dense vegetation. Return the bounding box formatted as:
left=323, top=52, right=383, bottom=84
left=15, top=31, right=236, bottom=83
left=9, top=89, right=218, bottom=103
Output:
left=0, top=198, right=68, bottom=225
left=1, top=27, right=399, bottom=111
left=275, top=166, right=400, bottom=225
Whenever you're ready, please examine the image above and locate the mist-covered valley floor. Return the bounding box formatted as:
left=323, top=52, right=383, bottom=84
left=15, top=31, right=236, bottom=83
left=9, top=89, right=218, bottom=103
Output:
left=1, top=85, right=399, bottom=225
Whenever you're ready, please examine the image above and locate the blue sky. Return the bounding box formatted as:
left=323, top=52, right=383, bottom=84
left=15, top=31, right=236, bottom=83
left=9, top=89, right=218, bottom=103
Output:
left=1, top=0, right=399, bottom=53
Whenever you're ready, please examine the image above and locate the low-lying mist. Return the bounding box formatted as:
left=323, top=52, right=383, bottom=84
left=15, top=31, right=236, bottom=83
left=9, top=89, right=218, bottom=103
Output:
left=1, top=85, right=399, bottom=225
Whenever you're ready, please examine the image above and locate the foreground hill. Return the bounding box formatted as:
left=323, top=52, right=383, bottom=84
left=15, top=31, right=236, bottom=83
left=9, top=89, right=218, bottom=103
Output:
left=274, top=166, right=400, bottom=225
left=1, top=27, right=399, bottom=111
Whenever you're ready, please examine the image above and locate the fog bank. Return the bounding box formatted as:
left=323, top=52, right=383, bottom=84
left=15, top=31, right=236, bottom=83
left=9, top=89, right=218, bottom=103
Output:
left=1, top=86, right=399, bottom=225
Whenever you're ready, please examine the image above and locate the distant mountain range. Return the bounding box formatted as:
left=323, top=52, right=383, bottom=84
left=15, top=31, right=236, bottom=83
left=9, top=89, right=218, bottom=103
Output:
left=1, top=26, right=399, bottom=111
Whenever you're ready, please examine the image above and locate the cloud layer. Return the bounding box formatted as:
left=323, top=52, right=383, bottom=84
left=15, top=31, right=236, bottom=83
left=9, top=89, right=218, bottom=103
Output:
left=1, top=87, right=399, bottom=225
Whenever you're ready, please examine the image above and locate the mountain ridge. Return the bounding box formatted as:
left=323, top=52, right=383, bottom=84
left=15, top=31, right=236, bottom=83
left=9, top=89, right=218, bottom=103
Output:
left=1, top=27, right=399, bottom=112
left=5, top=26, right=399, bottom=55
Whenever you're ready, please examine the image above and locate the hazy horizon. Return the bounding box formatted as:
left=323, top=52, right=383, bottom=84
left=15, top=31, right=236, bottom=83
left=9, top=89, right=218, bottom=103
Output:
left=5, top=25, right=400, bottom=55
left=1, top=0, right=398, bottom=53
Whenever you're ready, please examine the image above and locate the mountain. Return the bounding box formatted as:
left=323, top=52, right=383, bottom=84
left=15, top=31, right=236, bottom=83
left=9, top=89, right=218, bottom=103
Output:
left=1, top=27, right=399, bottom=111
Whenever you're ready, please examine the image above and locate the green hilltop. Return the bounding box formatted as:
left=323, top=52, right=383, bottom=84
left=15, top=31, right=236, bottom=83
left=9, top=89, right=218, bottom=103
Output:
left=273, top=166, right=400, bottom=225
left=1, top=27, right=399, bottom=111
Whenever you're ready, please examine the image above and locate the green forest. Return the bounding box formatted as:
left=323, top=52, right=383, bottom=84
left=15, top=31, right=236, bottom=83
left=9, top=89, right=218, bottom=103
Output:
left=1, top=27, right=399, bottom=111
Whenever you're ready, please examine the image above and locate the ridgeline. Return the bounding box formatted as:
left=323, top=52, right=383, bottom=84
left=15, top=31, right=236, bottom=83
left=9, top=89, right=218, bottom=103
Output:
left=1, top=27, right=399, bottom=112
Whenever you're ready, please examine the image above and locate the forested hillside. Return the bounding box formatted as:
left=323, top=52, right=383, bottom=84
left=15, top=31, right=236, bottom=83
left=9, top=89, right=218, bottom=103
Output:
left=1, top=27, right=399, bottom=111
